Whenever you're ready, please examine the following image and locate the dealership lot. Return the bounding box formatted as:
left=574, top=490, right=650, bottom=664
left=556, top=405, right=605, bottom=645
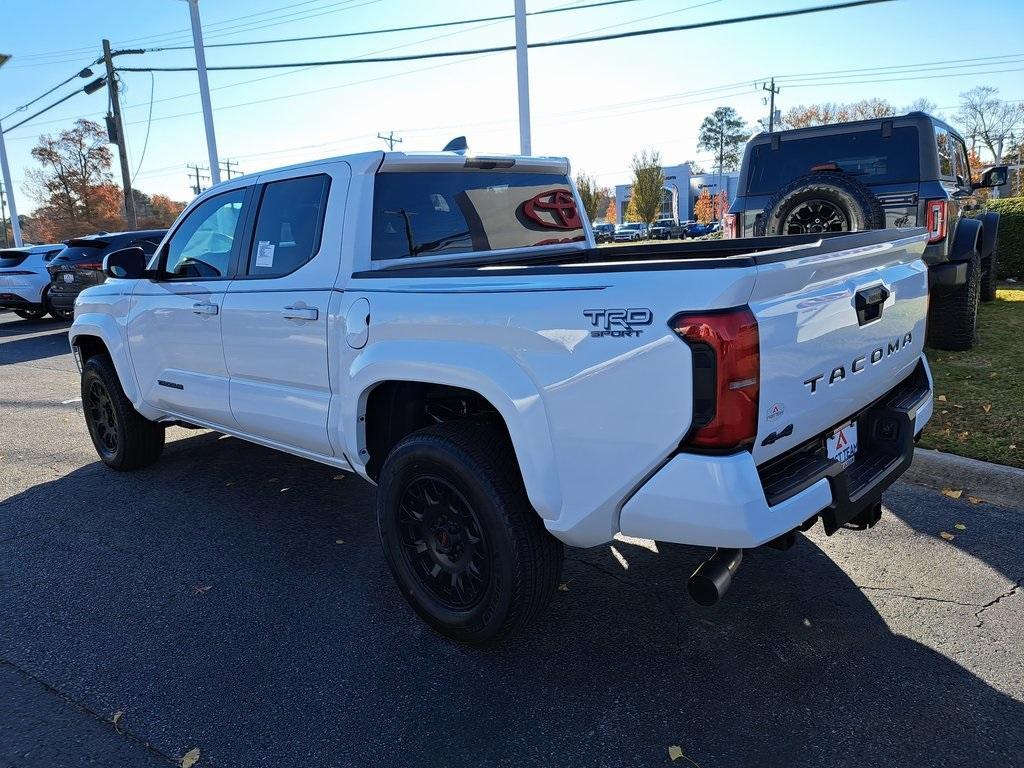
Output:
left=1, top=312, right=1022, bottom=768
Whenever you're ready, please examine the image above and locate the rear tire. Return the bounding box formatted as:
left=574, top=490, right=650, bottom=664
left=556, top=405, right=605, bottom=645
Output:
left=14, top=307, right=47, bottom=321
left=81, top=354, right=165, bottom=470
left=927, top=251, right=981, bottom=352
left=980, top=234, right=998, bottom=303
left=755, top=171, right=884, bottom=237
left=376, top=421, right=563, bottom=644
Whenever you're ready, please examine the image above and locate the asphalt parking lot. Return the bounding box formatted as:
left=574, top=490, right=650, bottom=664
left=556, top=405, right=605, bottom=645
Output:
left=1, top=312, right=1022, bottom=768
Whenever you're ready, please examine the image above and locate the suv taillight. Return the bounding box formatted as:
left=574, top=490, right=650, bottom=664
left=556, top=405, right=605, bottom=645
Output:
left=723, top=213, right=738, bottom=239
left=77, top=262, right=103, bottom=271
left=671, top=307, right=759, bottom=450
left=925, top=200, right=947, bottom=243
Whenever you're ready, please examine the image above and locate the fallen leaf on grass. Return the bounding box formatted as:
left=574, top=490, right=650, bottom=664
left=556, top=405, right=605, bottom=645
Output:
left=668, top=746, right=684, bottom=762
left=982, top=404, right=992, bottom=413
left=557, top=582, right=570, bottom=592
left=968, top=496, right=983, bottom=505
left=989, top=372, right=999, bottom=379
left=937, top=394, right=947, bottom=402
left=939, top=531, right=955, bottom=541
left=181, top=748, right=201, bottom=768
left=952, top=404, right=964, bottom=409
left=954, top=522, right=967, bottom=530
left=941, top=488, right=963, bottom=499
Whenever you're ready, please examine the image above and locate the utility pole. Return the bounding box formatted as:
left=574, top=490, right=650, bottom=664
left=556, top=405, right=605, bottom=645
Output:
left=377, top=131, right=403, bottom=151
left=187, top=163, right=210, bottom=196
left=0, top=181, right=8, bottom=248
left=762, top=77, right=780, bottom=133
left=0, top=53, right=23, bottom=247
left=219, top=158, right=241, bottom=180
left=717, top=112, right=725, bottom=220
left=186, top=0, right=221, bottom=184
left=103, top=39, right=137, bottom=229
left=513, top=0, right=532, bottom=155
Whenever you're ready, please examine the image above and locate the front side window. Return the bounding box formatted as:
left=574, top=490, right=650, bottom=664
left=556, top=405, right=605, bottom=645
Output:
left=371, top=171, right=584, bottom=261
left=953, top=137, right=972, bottom=187
left=164, top=189, right=246, bottom=279
left=246, top=174, right=331, bottom=277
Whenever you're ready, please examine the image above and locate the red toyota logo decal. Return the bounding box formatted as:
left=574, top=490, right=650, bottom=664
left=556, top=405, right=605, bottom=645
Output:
left=521, top=189, right=582, bottom=230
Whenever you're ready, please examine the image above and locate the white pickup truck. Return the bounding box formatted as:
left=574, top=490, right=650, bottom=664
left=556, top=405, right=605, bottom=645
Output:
left=69, top=150, right=933, bottom=642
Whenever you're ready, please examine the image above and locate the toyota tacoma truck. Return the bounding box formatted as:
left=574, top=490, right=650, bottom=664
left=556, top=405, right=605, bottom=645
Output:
left=69, top=150, right=934, bottom=643
left=723, top=112, right=1008, bottom=351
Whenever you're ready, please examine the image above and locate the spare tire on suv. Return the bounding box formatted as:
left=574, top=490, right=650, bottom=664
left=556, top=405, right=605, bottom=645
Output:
left=754, top=171, right=884, bottom=237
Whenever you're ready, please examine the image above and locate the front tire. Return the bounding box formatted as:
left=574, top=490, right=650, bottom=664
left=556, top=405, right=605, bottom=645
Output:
left=81, top=355, right=165, bottom=470
left=377, top=422, right=563, bottom=643
left=981, top=234, right=999, bottom=303
left=927, top=251, right=981, bottom=352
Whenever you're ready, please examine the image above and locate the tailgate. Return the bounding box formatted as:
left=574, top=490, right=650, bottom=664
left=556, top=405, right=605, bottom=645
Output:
left=749, top=230, right=929, bottom=464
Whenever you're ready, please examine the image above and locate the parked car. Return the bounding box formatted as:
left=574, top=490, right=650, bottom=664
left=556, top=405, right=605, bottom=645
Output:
left=0, top=243, right=67, bottom=320
left=69, top=150, right=932, bottom=643
left=592, top=222, right=615, bottom=243
left=613, top=223, right=647, bottom=242
left=725, top=112, right=1007, bottom=351
left=684, top=221, right=711, bottom=238
left=649, top=218, right=677, bottom=240
left=47, top=231, right=165, bottom=319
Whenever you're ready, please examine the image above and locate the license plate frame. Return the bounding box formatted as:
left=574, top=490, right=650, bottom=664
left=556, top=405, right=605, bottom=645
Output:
left=827, top=421, right=858, bottom=467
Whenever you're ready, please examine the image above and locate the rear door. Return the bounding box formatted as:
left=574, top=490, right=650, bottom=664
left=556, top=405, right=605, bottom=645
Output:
left=748, top=230, right=929, bottom=464
left=220, top=164, right=347, bottom=457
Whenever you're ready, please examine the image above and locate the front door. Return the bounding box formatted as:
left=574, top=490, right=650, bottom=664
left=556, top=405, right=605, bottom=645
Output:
left=221, top=167, right=347, bottom=457
left=129, top=186, right=250, bottom=427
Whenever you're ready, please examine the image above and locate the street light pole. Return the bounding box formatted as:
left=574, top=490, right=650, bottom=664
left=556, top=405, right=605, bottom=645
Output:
left=514, top=0, right=532, bottom=156
left=186, top=0, right=221, bottom=184
left=0, top=53, right=23, bottom=247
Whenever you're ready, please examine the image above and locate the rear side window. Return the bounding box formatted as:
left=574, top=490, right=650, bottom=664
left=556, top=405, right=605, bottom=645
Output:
left=0, top=250, right=28, bottom=269
left=246, top=174, right=331, bottom=277
left=371, top=171, right=585, bottom=261
left=745, top=127, right=920, bottom=195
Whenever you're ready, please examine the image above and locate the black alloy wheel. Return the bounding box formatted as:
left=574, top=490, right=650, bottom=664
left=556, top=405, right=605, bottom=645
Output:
left=397, top=475, right=489, bottom=610
left=86, top=378, right=119, bottom=459
left=783, top=199, right=850, bottom=234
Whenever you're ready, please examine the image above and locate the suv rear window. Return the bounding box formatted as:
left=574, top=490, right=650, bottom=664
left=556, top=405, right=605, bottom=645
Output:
left=745, top=126, right=920, bottom=195
left=371, top=171, right=585, bottom=261
left=0, top=250, right=29, bottom=269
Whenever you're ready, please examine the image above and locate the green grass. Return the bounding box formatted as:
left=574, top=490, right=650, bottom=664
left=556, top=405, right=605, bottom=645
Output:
left=920, top=286, right=1024, bottom=468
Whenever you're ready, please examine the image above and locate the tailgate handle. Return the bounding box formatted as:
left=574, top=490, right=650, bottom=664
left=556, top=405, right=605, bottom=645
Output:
left=855, top=285, right=889, bottom=326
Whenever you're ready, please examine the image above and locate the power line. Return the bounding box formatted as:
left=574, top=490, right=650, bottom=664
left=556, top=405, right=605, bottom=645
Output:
left=0, top=60, right=101, bottom=122
left=117, top=0, right=897, bottom=73
left=2, top=79, right=106, bottom=134
left=145, top=0, right=662, bottom=51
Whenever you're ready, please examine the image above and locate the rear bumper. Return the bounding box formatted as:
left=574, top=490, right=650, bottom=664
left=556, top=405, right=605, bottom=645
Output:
left=47, top=289, right=81, bottom=310
left=619, top=360, right=933, bottom=548
left=0, top=291, right=44, bottom=309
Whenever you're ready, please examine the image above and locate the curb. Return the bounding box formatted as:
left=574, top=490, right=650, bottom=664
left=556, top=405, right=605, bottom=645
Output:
left=902, top=448, right=1024, bottom=508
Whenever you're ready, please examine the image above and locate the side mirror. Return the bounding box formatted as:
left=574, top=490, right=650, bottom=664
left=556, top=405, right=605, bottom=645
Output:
left=103, top=247, right=147, bottom=279
left=973, top=165, right=1009, bottom=189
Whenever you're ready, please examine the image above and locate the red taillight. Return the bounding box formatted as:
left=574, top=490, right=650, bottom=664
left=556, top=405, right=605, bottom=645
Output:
left=671, top=307, right=759, bottom=450
left=76, top=262, right=103, bottom=271
left=925, top=200, right=947, bottom=243
left=723, top=213, right=738, bottom=239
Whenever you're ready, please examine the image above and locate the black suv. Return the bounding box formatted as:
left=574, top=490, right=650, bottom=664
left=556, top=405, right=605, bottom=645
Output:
left=592, top=223, right=616, bottom=243
left=47, top=230, right=165, bottom=318
left=725, top=112, right=1007, bottom=350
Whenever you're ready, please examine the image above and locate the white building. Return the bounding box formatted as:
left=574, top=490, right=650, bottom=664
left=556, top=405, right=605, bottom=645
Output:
left=611, top=163, right=741, bottom=224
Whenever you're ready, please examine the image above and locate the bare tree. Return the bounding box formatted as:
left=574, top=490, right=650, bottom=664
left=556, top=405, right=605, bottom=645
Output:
left=955, top=86, right=1024, bottom=163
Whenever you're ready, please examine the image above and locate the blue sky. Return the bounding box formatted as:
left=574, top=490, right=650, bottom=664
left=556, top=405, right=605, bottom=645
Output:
left=2, top=0, right=1023, bottom=210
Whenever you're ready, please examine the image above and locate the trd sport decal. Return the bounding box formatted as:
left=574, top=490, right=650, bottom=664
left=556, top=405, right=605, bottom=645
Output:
left=583, top=308, right=653, bottom=338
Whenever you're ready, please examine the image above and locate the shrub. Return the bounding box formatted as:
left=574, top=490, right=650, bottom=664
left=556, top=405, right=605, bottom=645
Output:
left=987, top=197, right=1024, bottom=279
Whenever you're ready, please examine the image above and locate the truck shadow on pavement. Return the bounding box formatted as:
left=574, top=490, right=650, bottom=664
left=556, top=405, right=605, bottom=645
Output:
left=1, top=429, right=1021, bottom=768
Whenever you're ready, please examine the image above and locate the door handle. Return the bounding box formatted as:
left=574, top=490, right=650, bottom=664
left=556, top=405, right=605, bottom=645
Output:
left=192, top=302, right=219, bottom=316
left=281, top=305, right=318, bottom=321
